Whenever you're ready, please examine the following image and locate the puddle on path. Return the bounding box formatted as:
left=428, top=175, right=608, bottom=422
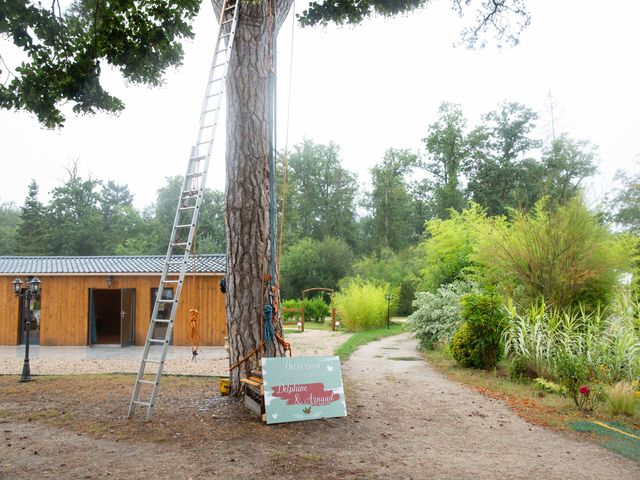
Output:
left=388, top=356, right=422, bottom=361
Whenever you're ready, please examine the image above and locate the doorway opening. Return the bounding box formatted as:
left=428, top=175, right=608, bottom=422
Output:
left=89, top=288, right=135, bottom=346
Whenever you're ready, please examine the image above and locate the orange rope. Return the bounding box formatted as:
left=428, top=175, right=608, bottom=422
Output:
left=187, top=308, right=200, bottom=360
left=188, top=222, right=199, bottom=360
left=229, top=341, right=265, bottom=371
left=275, top=331, right=291, bottom=356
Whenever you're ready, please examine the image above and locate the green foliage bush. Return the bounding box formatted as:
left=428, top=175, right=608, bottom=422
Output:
left=458, top=291, right=507, bottom=369
left=450, top=322, right=483, bottom=368
left=281, top=299, right=303, bottom=323
left=475, top=197, right=627, bottom=310
left=408, top=280, right=477, bottom=349
left=352, top=248, right=422, bottom=316
left=554, top=351, right=596, bottom=409
left=302, top=296, right=330, bottom=322
left=533, top=377, right=567, bottom=396
left=280, top=236, right=354, bottom=299
left=509, top=356, right=537, bottom=381
left=334, top=280, right=389, bottom=331
left=282, top=297, right=330, bottom=323
left=419, top=204, right=487, bottom=292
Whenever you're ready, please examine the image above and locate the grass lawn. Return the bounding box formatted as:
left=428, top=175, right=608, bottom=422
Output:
left=334, top=321, right=407, bottom=361
left=283, top=317, right=334, bottom=334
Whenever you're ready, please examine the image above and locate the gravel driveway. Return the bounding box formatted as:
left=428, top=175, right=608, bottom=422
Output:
left=0, top=329, right=348, bottom=376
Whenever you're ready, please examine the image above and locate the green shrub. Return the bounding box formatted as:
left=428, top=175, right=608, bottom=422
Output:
left=450, top=322, right=483, bottom=368
left=606, top=381, right=637, bottom=416
left=334, top=280, right=389, bottom=331
left=475, top=197, right=627, bottom=310
left=419, top=204, right=487, bottom=292
left=302, top=296, right=330, bottom=322
left=533, top=378, right=567, bottom=396
left=280, top=236, right=354, bottom=299
left=554, top=352, right=602, bottom=411
left=458, top=291, right=507, bottom=369
left=408, top=280, right=477, bottom=350
left=509, top=356, right=537, bottom=381
left=352, top=248, right=422, bottom=316
left=282, top=299, right=303, bottom=322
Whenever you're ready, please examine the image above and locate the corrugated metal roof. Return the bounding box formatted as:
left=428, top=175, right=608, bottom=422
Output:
left=0, top=255, right=226, bottom=275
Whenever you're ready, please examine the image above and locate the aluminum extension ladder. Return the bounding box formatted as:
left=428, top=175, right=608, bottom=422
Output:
left=128, top=0, right=240, bottom=421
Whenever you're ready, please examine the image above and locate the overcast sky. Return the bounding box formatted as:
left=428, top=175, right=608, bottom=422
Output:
left=1, top=0, right=638, bottom=210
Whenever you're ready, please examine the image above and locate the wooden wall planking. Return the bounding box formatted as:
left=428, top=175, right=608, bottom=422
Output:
left=0, top=275, right=227, bottom=346
left=0, top=280, right=20, bottom=345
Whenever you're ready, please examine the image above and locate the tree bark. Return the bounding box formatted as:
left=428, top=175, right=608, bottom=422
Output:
left=214, top=0, right=293, bottom=395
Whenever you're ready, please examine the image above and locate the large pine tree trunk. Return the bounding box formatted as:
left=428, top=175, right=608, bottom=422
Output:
left=213, top=0, right=292, bottom=395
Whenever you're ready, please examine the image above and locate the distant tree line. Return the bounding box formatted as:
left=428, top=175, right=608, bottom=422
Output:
left=0, top=101, right=636, bottom=311
left=0, top=162, right=225, bottom=257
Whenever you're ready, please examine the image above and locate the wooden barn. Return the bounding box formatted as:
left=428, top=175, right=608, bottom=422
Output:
left=0, top=255, right=226, bottom=347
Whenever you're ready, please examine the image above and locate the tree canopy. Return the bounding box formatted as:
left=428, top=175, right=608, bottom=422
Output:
left=1, top=0, right=531, bottom=127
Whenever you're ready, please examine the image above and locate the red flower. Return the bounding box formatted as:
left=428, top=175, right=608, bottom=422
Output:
left=579, top=386, right=590, bottom=395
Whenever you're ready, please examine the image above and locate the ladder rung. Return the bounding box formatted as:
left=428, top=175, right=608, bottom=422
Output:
left=138, top=380, right=157, bottom=386
left=130, top=0, right=237, bottom=422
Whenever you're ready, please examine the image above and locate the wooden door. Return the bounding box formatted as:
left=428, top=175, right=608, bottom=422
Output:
left=120, top=289, right=135, bottom=347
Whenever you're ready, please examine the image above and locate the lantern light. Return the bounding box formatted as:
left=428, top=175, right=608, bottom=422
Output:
left=29, top=277, right=41, bottom=295
left=12, top=278, right=22, bottom=296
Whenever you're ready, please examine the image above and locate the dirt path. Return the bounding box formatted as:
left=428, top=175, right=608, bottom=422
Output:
left=1, top=333, right=639, bottom=479
left=343, top=333, right=640, bottom=479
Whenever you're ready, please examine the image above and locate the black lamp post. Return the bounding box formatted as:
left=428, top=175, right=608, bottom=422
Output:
left=13, top=277, right=41, bottom=383
left=385, top=293, right=394, bottom=330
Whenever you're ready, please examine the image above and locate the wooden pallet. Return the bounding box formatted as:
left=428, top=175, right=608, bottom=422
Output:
left=241, top=374, right=265, bottom=422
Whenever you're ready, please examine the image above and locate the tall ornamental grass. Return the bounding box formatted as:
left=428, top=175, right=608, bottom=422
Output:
left=475, top=197, right=626, bottom=311
left=335, top=280, right=390, bottom=331
left=606, top=382, right=638, bottom=416
left=503, top=299, right=640, bottom=384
